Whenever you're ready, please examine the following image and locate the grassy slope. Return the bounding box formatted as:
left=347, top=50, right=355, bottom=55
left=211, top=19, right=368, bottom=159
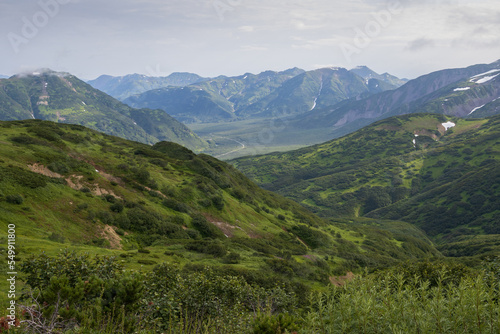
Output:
left=232, top=113, right=500, bottom=257
left=0, top=120, right=441, bottom=308
left=0, top=73, right=208, bottom=151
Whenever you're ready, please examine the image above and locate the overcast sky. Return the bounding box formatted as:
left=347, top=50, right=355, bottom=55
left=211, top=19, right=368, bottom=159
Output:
left=1, top=0, right=499, bottom=80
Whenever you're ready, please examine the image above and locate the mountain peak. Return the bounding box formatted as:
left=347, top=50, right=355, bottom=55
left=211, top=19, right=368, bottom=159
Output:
left=352, top=65, right=370, bottom=70
left=14, top=69, right=72, bottom=79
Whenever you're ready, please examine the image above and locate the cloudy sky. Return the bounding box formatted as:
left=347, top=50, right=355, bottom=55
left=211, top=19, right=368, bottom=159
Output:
left=1, top=0, right=499, bottom=80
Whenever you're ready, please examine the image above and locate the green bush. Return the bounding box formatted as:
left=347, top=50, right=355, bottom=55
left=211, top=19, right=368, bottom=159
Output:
left=6, top=194, right=24, bottom=204
left=185, top=239, right=227, bottom=257
left=0, top=166, right=48, bottom=188
left=48, top=161, right=69, bottom=174
left=224, top=252, right=241, bottom=264
left=290, top=224, right=330, bottom=249
left=162, top=198, right=190, bottom=213
left=303, top=270, right=499, bottom=334
left=191, top=213, right=225, bottom=239
left=252, top=313, right=300, bottom=334
left=110, top=202, right=124, bottom=213
left=211, top=195, right=225, bottom=210
left=10, top=134, right=44, bottom=145
left=19, top=251, right=143, bottom=333
left=48, top=232, right=65, bottom=243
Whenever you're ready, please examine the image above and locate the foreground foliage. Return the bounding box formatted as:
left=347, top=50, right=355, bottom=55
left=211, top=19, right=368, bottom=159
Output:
left=7, top=252, right=499, bottom=333
left=305, top=271, right=499, bottom=333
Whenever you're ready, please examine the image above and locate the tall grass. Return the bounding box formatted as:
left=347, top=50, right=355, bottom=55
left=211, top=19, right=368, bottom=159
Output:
left=303, top=272, right=499, bottom=334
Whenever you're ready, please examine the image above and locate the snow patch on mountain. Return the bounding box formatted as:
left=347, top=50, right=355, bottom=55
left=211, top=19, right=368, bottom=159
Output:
left=469, top=104, right=485, bottom=115
left=442, top=122, right=456, bottom=131
left=470, top=69, right=500, bottom=79
left=475, top=74, right=500, bottom=84
left=470, top=69, right=500, bottom=84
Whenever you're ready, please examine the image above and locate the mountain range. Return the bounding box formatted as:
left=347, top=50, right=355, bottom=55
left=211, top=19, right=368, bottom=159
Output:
left=289, top=60, right=500, bottom=137
left=187, top=59, right=500, bottom=159
left=0, top=70, right=207, bottom=150
left=2, top=61, right=498, bottom=160
left=122, top=67, right=404, bottom=123
left=2, top=60, right=500, bottom=330
left=349, top=66, right=408, bottom=87
left=87, top=72, right=208, bottom=101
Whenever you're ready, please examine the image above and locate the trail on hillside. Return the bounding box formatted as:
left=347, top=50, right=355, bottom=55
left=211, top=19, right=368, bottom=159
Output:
left=214, top=136, right=246, bottom=159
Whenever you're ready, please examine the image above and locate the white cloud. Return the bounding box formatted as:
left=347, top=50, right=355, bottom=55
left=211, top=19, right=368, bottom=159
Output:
left=406, top=38, right=436, bottom=51
left=240, top=45, right=268, bottom=51
left=238, top=25, right=254, bottom=32
left=0, top=0, right=499, bottom=79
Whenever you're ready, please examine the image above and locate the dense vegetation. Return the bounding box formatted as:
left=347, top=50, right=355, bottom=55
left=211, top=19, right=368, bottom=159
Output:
left=0, top=117, right=499, bottom=332
left=0, top=119, right=447, bottom=329
left=6, top=251, right=500, bottom=333
left=233, top=113, right=500, bottom=257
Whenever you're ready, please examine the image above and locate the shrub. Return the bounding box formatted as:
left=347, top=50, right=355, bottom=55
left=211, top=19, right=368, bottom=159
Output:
left=252, top=313, right=300, bottom=334
left=75, top=203, right=89, bottom=212
left=224, top=252, right=241, bottom=264
left=97, top=211, right=113, bottom=225
left=20, top=250, right=122, bottom=290
left=6, top=194, right=24, bottom=205
left=27, top=126, right=62, bottom=142
left=162, top=198, right=190, bottom=213
left=19, top=251, right=143, bottom=333
left=103, top=194, right=116, bottom=203
left=290, top=224, right=330, bottom=249
left=110, top=202, right=124, bottom=213
left=48, top=232, right=65, bottom=243
left=185, top=239, right=227, bottom=257
left=1, top=166, right=48, bottom=189
left=90, top=238, right=111, bottom=248
left=48, top=161, right=69, bottom=174
left=10, top=135, right=43, bottom=145
left=191, top=214, right=225, bottom=239
left=132, top=168, right=150, bottom=184
left=211, top=195, right=225, bottom=210
left=115, top=214, right=131, bottom=230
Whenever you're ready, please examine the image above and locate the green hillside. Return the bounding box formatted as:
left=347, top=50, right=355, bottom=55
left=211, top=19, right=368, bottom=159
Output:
left=125, top=85, right=238, bottom=123
left=0, top=119, right=442, bottom=303
left=0, top=71, right=207, bottom=151
left=3, top=119, right=499, bottom=334
left=232, top=113, right=500, bottom=257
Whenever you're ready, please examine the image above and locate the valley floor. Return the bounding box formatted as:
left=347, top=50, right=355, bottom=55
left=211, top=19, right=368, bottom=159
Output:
left=189, top=117, right=333, bottom=159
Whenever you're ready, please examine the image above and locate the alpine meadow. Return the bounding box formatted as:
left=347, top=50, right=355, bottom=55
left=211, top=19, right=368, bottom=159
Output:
left=1, top=0, right=500, bottom=333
